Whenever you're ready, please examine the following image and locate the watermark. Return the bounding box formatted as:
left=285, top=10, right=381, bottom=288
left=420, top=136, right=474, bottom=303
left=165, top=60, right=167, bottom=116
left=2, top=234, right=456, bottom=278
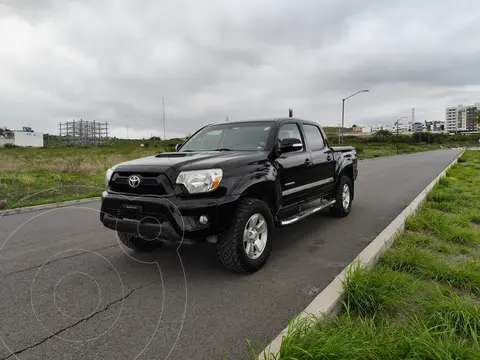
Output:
left=0, top=185, right=189, bottom=359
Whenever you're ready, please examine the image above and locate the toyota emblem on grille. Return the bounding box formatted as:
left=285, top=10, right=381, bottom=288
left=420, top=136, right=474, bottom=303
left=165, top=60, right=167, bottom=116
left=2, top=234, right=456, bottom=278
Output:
left=128, top=175, right=141, bottom=188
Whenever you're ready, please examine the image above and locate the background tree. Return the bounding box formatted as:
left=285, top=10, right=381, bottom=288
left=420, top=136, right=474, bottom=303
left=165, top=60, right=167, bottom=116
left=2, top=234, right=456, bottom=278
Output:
left=375, top=129, right=393, bottom=137
left=371, top=129, right=393, bottom=143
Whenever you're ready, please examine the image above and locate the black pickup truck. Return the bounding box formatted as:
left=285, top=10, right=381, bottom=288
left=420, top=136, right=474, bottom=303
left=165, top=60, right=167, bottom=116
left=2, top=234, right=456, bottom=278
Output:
left=100, top=118, right=358, bottom=273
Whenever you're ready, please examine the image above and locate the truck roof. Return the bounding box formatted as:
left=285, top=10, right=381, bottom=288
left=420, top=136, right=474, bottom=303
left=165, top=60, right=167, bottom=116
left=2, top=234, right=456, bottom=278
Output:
left=208, top=118, right=321, bottom=127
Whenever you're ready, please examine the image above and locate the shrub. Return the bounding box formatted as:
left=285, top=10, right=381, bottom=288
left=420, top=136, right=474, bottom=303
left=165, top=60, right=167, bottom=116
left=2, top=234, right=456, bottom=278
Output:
left=61, top=155, right=84, bottom=173
left=3, top=143, right=19, bottom=149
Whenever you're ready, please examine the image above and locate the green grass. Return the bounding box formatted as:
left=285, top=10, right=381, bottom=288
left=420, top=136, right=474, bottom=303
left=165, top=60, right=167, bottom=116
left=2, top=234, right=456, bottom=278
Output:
left=267, top=312, right=480, bottom=359
left=257, top=151, right=480, bottom=359
left=0, top=173, right=105, bottom=208
left=0, top=143, right=173, bottom=209
left=352, top=143, right=445, bottom=159
left=0, top=140, right=477, bottom=209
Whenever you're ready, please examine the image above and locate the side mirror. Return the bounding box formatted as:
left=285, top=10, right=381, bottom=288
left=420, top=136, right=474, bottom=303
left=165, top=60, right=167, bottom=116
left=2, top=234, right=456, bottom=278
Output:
left=280, top=138, right=303, bottom=153
left=175, top=143, right=183, bottom=152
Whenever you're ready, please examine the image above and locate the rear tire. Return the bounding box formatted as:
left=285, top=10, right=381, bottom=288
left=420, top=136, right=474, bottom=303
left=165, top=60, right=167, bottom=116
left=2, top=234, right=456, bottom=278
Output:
left=117, top=232, right=163, bottom=252
left=217, top=198, right=274, bottom=273
left=330, top=175, right=353, bottom=217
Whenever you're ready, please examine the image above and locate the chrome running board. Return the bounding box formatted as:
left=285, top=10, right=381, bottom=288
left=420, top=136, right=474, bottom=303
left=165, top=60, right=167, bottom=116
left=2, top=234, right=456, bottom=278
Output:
left=280, top=199, right=336, bottom=226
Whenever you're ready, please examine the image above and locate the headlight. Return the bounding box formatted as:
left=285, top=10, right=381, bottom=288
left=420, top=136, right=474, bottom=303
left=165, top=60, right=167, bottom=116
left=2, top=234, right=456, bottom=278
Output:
left=176, top=169, right=223, bottom=193
left=105, top=167, right=116, bottom=187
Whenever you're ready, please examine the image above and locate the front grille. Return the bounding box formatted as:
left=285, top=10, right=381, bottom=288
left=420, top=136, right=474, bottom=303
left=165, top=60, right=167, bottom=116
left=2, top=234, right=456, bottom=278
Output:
left=109, top=172, right=173, bottom=196
left=116, top=172, right=161, bottom=178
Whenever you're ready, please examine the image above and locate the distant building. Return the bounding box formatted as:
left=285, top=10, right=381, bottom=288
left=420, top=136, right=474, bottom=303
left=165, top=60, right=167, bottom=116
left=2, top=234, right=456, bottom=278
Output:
left=392, top=121, right=443, bottom=133
left=371, top=124, right=391, bottom=133
left=351, top=126, right=363, bottom=133
left=361, top=120, right=446, bottom=135
left=58, top=119, right=109, bottom=145
left=0, top=128, right=44, bottom=147
left=360, top=125, right=372, bottom=134
left=411, top=122, right=425, bottom=132
left=445, top=103, right=479, bottom=133
left=392, top=122, right=411, bottom=134
left=425, top=121, right=445, bottom=132
left=357, top=124, right=392, bottom=134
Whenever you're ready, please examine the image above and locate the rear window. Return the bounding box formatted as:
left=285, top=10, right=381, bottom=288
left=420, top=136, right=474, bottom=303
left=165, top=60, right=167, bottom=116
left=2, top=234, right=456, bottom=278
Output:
left=302, top=124, right=325, bottom=151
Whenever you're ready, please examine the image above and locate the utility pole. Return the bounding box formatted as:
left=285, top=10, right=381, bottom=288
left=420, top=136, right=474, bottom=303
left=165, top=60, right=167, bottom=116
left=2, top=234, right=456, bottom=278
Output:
left=162, top=97, right=166, bottom=152
left=395, top=116, right=408, bottom=155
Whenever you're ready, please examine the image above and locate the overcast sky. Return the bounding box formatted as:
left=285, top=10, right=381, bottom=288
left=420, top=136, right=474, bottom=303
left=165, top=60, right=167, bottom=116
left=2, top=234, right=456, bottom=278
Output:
left=1, top=0, right=480, bottom=139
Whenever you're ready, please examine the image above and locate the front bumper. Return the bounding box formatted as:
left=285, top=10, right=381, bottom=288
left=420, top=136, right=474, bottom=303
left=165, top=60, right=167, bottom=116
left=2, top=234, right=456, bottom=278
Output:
left=100, top=191, right=240, bottom=242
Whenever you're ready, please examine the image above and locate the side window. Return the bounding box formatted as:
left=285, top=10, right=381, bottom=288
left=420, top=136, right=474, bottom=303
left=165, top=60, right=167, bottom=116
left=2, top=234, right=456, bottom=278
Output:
left=303, top=124, right=325, bottom=151
left=278, top=123, right=304, bottom=151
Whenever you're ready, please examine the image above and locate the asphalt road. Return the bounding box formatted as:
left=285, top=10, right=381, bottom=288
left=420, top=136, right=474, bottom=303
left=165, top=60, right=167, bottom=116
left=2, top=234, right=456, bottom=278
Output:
left=0, top=149, right=462, bottom=360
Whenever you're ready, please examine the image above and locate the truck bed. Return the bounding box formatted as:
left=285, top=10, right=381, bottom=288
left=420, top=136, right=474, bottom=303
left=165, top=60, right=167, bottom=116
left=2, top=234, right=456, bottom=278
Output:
left=330, top=146, right=355, bottom=153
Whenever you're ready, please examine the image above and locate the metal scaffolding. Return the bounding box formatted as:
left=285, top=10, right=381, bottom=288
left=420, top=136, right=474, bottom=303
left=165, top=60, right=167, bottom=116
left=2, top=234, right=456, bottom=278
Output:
left=58, top=119, right=109, bottom=145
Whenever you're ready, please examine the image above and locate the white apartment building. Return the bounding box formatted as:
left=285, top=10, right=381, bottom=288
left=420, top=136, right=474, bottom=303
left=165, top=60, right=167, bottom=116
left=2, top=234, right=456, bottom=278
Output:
left=392, top=122, right=413, bottom=133
left=371, top=124, right=391, bottom=132
left=358, top=124, right=393, bottom=134
left=445, top=103, right=479, bottom=133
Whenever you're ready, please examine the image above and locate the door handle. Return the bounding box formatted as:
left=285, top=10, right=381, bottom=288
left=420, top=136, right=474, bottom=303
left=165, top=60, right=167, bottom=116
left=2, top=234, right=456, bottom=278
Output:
left=304, top=159, right=312, bottom=166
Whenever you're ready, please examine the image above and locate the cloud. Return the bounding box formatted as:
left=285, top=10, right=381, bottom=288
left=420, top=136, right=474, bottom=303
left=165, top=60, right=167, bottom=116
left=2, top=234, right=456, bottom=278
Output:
left=1, top=0, right=480, bottom=138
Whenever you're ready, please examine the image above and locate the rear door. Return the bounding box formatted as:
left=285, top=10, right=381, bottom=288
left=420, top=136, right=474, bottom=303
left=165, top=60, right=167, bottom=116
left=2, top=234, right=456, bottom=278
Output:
left=275, top=122, right=312, bottom=208
left=301, top=122, right=335, bottom=198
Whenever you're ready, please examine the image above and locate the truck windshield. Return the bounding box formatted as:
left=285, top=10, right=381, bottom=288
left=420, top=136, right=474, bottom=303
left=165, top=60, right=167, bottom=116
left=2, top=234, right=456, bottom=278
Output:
left=180, top=122, right=274, bottom=151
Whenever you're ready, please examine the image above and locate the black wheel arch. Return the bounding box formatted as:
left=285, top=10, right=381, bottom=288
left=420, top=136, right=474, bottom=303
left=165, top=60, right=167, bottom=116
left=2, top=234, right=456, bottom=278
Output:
left=335, top=165, right=355, bottom=200
left=239, top=180, right=278, bottom=216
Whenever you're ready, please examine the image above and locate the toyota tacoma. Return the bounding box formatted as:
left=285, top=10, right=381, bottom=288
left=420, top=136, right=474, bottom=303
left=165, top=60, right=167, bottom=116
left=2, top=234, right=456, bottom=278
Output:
left=100, top=118, right=358, bottom=273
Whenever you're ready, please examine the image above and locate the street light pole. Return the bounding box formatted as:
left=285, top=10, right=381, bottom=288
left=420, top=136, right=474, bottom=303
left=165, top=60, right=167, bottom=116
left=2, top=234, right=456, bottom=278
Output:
left=341, top=89, right=369, bottom=144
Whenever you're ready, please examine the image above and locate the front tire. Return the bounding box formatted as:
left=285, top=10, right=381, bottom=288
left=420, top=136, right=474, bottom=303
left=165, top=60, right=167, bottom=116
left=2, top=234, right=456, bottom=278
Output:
left=217, top=198, right=274, bottom=273
left=330, top=175, right=353, bottom=217
left=117, top=232, right=163, bottom=252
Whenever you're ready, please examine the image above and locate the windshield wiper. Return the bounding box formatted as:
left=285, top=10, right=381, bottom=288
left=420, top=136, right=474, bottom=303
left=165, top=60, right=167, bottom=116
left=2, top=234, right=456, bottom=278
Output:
left=212, top=148, right=233, bottom=151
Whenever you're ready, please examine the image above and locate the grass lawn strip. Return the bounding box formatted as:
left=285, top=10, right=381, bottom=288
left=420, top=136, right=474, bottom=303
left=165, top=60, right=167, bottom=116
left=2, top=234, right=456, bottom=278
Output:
left=1, top=143, right=475, bottom=209
left=266, top=150, right=480, bottom=360
left=0, top=145, right=162, bottom=209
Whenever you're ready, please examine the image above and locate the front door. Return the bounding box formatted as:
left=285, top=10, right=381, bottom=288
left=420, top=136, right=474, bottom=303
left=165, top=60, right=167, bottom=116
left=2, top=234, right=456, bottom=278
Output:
left=275, top=122, right=312, bottom=209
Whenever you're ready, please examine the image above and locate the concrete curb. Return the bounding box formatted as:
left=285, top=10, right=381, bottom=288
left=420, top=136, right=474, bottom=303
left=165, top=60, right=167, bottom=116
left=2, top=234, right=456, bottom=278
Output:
left=261, top=150, right=465, bottom=359
left=0, top=197, right=101, bottom=217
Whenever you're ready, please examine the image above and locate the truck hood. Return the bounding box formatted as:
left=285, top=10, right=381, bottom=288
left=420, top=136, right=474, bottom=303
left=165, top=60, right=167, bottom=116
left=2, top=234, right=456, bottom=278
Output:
left=113, top=150, right=268, bottom=174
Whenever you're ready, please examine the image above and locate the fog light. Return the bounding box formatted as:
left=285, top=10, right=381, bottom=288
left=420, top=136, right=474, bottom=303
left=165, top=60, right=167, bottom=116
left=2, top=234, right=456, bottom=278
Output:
left=199, top=215, right=209, bottom=225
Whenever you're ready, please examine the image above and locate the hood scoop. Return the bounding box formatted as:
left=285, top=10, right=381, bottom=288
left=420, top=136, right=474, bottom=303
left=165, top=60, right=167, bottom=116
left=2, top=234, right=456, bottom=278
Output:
left=154, top=152, right=190, bottom=158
